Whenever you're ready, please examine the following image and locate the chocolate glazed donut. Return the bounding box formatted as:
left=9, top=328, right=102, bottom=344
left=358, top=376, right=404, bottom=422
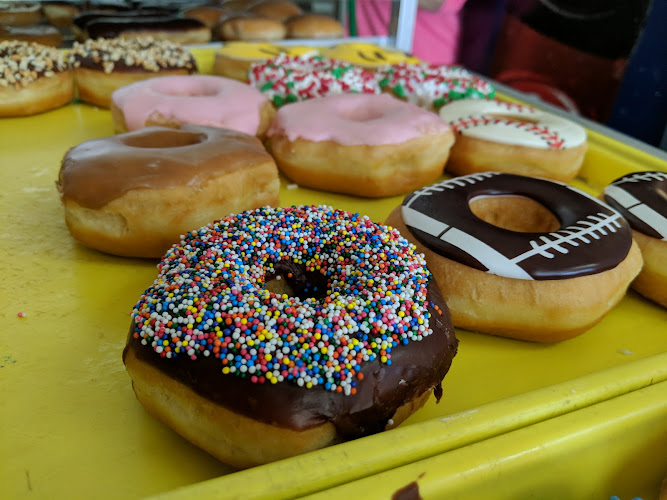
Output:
left=387, top=172, right=643, bottom=341
left=122, top=205, right=458, bottom=467
left=401, top=172, right=632, bottom=280
left=123, top=282, right=456, bottom=440
left=604, top=171, right=667, bottom=307
left=604, top=171, right=667, bottom=240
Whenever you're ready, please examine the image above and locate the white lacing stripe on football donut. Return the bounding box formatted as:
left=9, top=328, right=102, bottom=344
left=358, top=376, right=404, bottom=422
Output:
left=606, top=184, right=667, bottom=240
left=513, top=212, right=624, bottom=262
left=402, top=205, right=533, bottom=280
left=612, top=171, right=667, bottom=185
left=405, top=172, right=498, bottom=205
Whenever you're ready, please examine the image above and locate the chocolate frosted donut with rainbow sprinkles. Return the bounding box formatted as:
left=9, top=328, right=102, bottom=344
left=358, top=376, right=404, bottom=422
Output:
left=123, top=205, right=458, bottom=468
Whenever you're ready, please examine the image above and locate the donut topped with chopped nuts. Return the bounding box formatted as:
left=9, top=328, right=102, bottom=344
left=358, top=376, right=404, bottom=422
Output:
left=0, top=40, right=69, bottom=88
left=68, top=36, right=198, bottom=108
left=69, top=36, right=197, bottom=74
left=0, top=40, right=74, bottom=117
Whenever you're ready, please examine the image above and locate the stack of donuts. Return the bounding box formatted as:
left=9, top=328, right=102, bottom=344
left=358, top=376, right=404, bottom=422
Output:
left=5, top=37, right=663, bottom=470
left=0, top=0, right=346, bottom=48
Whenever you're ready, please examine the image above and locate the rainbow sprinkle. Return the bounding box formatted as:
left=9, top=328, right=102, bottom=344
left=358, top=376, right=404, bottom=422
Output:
left=131, top=206, right=434, bottom=395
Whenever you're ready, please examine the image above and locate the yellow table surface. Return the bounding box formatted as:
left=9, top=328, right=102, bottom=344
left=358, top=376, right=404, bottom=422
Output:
left=303, top=381, right=667, bottom=500
left=1, top=54, right=667, bottom=499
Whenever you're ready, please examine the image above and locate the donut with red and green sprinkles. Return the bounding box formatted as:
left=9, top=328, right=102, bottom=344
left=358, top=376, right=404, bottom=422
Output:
left=248, top=54, right=380, bottom=107
left=130, top=205, right=451, bottom=395
left=377, top=62, right=495, bottom=111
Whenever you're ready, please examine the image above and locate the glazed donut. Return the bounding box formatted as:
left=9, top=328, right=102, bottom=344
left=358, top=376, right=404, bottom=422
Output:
left=110, top=74, right=276, bottom=138
left=123, top=204, right=458, bottom=468
left=0, top=24, right=63, bottom=47
left=183, top=5, right=228, bottom=28
left=247, top=0, right=302, bottom=21
left=439, top=100, right=588, bottom=182
left=0, top=2, right=42, bottom=26
left=84, top=16, right=211, bottom=45
left=216, top=13, right=286, bottom=42
left=386, top=172, right=643, bottom=341
left=69, top=36, right=197, bottom=108
left=220, top=0, right=254, bottom=11
left=57, top=125, right=280, bottom=258
left=0, top=40, right=73, bottom=117
left=213, top=41, right=318, bottom=82
left=249, top=54, right=379, bottom=107
left=604, top=171, right=667, bottom=307
left=267, top=93, right=454, bottom=197
left=377, top=62, right=495, bottom=110
left=322, top=42, right=420, bottom=70
left=284, top=13, right=343, bottom=39
left=41, top=1, right=81, bottom=28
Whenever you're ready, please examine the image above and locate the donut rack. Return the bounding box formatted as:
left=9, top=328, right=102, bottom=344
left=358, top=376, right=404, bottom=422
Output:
left=1, top=46, right=666, bottom=500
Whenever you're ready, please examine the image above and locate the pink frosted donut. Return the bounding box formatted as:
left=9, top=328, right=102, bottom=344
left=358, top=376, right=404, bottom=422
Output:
left=110, top=74, right=276, bottom=137
left=267, top=93, right=455, bottom=197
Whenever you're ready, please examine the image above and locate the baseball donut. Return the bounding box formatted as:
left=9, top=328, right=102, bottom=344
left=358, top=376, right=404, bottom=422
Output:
left=439, top=100, right=588, bottom=182
left=604, top=171, right=667, bottom=307
left=123, top=205, right=458, bottom=468
left=386, top=172, right=643, bottom=341
left=110, top=74, right=275, bottom=137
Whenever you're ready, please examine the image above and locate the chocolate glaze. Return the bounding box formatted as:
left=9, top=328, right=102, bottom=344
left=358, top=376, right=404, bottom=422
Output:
left=57, top=125, right=272, bottom=209
left=402, top=172, right=633, bottom=280
left=72, top=9, right=176, bottom=31
left=123, top=282, right=458, bottom=438
left=604, top=171, right=667, bottom=240
left=85, top=16, right=207, bottom=39
left=70, top=40, right=197, bottom=73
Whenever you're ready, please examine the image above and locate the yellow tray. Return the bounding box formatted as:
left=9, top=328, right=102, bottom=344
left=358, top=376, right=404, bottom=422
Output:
left=300, top=381, right=667, bottom=500
left=1, top=50, right=667, bottom=500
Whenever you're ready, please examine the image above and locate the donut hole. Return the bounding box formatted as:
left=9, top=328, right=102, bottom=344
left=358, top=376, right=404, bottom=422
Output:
left=122, top=130, right=205, bottom=149
left=488, top=113, right=540, bottom=125
left=153, top=79, right=221, bottom=97
left=469, top=195, right=560, bottom=233
left=265, top=261, right=329, bottom=301
left=336, top=106, right=385, bottom=122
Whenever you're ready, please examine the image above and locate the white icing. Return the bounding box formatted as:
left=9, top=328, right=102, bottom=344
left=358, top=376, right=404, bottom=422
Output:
left=439, top=100, right=587, bottom=149
left=605, top=184, right=667, bottom=240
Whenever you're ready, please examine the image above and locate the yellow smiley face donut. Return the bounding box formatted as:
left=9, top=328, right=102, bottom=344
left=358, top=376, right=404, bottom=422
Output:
left=322, top=42, right=421, bottom=69
left=386, top=172, right=643, bottom=341
left=439, top=99, right=588, bottom=182
left=213, top=41, right=318, bottom=82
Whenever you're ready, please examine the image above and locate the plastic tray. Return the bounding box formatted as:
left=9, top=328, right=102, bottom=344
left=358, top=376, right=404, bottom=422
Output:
left=1, top=50, right=666, bottom=500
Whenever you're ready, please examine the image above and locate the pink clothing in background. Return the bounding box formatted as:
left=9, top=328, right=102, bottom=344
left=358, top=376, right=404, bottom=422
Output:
left=355, top=0, right=468, bottom=64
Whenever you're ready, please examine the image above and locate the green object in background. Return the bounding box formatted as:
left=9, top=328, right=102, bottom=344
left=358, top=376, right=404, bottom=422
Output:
left=347, top=0, right=357, bottom=36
